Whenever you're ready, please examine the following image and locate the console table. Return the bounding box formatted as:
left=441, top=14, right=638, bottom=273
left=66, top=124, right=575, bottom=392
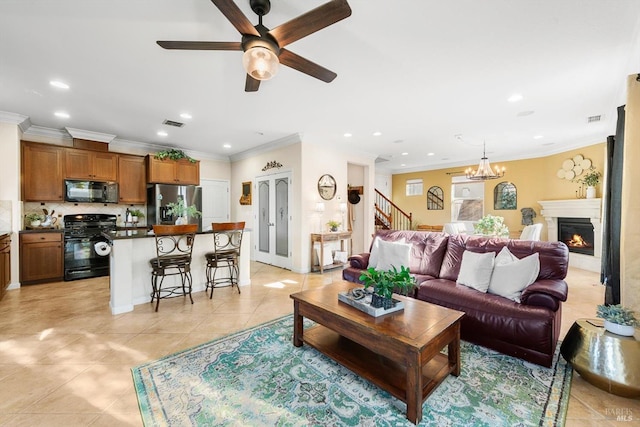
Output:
left=310, top=231, right=351, bottom=273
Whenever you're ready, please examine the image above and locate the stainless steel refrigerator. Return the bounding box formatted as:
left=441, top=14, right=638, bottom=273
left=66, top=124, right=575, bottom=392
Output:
left=146, top=184, right=202, bottom=232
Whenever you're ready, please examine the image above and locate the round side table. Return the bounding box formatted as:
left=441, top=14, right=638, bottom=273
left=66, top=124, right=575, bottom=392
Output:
left=560, top=318, right=639, bottom=398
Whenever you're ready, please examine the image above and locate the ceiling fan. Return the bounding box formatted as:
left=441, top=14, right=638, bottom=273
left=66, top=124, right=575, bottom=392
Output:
left=157, top=0, right=352, bottom=92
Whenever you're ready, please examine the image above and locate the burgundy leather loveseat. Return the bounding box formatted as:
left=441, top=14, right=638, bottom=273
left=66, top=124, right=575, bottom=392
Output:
left=342, top=229, right=569, bottom=367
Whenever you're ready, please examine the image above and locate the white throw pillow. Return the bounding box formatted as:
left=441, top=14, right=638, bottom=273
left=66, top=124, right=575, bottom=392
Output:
left=368, top=237, right=405, bottom=269
left=456, top=251, right=496, bottom=292
left=488, top=247, right=540, bottom=302
left=375, top=239, right=412, bottom=271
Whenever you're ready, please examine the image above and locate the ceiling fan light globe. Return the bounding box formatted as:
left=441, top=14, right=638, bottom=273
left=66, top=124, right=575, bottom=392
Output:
left=243, top=46, right=279, bottom=81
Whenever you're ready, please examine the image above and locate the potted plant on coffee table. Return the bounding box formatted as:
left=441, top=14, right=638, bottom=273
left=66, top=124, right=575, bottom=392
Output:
left=359, top=265, right=416, bottom=310
left=596, top=304, right=638, bottom=336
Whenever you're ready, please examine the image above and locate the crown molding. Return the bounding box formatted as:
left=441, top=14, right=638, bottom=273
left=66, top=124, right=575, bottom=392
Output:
left=0, top=111, right=31, bottom=132
left=65, top=127, right=116, bottom=143
left=230, top=133, right=302, bottom=162
left=22, top=125, right=72, bottom=140
left=110, top=138, right=229, bottom=162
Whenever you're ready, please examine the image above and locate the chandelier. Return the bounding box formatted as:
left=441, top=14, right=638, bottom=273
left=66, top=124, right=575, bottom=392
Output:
left=465, top=142, right=506, bottom=181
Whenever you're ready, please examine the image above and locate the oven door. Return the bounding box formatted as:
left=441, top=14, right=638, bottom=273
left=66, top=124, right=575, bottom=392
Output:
left=64, top=235, right=111, bottom=281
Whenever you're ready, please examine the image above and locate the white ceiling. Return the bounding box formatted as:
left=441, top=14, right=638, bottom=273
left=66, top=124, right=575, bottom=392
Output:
left=1, top=0, right=639, bottom=173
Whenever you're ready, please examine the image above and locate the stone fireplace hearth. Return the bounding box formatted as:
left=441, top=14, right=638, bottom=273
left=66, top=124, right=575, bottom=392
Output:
left=538, top=199, right=602, bottom=273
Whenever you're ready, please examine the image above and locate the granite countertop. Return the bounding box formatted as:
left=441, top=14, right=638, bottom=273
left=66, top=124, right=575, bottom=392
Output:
left=19, top=228, right=63, bottom=234
left=103, top=229, right=215, bottom=240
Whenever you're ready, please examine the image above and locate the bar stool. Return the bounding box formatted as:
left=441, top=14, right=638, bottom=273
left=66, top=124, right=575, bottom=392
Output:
left=205, top=222, right=245, bottom=298
left=149, top=224, right=198, bottom=312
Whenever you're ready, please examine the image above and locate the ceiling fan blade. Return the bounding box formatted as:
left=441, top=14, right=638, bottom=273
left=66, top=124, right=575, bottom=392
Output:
left=211, top=0, right=260, bottom=37
left=157, top=41, right=242, bottom=51
left=279, top=49, right=337, bottom=83
left=245, top=75, right=261, bottom=92
left=268, top=0, right=352, bottom=48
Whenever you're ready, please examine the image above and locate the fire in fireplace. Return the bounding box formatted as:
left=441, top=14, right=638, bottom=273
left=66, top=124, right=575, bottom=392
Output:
left=558, top=217, right=594, bottom=255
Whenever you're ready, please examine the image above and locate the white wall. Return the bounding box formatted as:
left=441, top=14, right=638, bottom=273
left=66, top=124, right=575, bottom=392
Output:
left=0, top=122, right=21, bottom=288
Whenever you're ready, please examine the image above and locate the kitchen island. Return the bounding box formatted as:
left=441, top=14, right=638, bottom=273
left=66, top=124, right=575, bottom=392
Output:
left=104, top=228, right=251, bottom=315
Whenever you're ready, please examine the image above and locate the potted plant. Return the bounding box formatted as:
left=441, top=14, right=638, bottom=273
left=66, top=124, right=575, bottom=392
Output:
left=166, top=197, right=202, bottom=225
left=327, top=220, right=341, bottom=232
left=359, top=265, right=416, bottom=309
left=474, top=214, right=509, bottom=237
left=596, top=304, right=638, bottom=336
left=574, top=167, right=601, bottom=199
left=129, top=209, right=145, bottom=223
left=25, top=212, right=42, bottom=228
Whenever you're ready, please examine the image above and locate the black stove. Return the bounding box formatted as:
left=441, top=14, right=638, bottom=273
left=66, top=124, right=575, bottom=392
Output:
left=63, top=214, right=117, bottom=281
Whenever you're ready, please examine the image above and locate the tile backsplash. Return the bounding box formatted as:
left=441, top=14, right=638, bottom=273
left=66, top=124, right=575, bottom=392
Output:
left=0, top=200, right=12, bottom=231
left=23, top=202, right=146, bottom=229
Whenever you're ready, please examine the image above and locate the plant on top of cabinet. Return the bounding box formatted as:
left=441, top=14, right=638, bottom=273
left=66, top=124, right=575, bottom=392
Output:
left=154, top=149, right=197, bottom=163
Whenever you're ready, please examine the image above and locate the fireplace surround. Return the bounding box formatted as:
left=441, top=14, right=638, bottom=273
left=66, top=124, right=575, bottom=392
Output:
left=538, top=199, right=602, bottom=272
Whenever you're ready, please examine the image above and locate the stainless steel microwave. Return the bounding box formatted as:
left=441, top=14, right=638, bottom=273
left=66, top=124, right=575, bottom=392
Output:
left=64, top=180, right=118, bottom=203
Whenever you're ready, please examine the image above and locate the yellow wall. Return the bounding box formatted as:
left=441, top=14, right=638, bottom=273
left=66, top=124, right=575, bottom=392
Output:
left=392, top=143, right=605, bottom=238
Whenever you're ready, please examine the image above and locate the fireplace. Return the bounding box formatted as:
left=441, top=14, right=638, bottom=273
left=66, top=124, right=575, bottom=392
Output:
left=558, top=217, right=594, bottom=256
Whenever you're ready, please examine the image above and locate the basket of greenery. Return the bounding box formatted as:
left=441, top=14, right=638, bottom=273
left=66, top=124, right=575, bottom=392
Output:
left=596, top=304, right=638, bottom=336
left=25, top=212, right=42, bottom=228
left=154, top=149, right=197, bottom=163
left=359, top=265, right=416, bottom=309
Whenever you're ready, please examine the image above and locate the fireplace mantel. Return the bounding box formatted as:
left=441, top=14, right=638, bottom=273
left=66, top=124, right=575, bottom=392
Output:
left=538, top=199, right=602, bottom=272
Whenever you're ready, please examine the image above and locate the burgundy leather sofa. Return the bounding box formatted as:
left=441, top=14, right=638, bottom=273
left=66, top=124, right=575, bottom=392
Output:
left=342, top=229, right=569, bottom=367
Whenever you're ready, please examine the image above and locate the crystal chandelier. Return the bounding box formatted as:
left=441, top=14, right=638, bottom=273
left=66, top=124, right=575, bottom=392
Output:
left=465, top=142, right=506, bottom=181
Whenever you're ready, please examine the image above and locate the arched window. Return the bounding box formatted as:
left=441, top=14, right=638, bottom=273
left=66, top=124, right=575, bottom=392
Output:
left=427, top=186, right=444, bottom=210
left=494, top=182, right=517, bottom=210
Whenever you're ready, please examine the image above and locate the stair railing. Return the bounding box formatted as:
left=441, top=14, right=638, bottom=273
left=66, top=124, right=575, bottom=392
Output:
left=374, top=189, right=412, bottom=230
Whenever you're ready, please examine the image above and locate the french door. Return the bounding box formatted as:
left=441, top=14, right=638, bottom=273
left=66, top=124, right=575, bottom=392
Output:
left=255, top=171, right=292, bottom=269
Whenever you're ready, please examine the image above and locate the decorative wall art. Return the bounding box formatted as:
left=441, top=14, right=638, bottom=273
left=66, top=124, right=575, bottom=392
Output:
left=239, top=181, right=252, bottom=205
left=556, top=154, right=592, bottom=181
left=261, top=161, right=283, bottom=172
left=494, top=182, right=517, bottom=210
left=318, top=174, right=337, bottom=200
left=427, top=186, right=444, bottom=210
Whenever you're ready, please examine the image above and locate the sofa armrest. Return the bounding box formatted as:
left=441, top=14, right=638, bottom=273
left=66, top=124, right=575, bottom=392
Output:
left=347, top=253, right=370, bottom=270
left=521, top=279, right=568, bottom=310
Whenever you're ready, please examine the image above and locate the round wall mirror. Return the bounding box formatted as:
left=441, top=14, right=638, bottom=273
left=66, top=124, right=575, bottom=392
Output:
left=318, top=174, right=337, bottom=200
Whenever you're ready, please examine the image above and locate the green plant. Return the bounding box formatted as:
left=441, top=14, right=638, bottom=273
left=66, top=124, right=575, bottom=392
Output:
left=596, top=304, right=638, bottom=326
left=474, top=214, right=509, bottom=237
left=129, top=209, right=145, bottom=218
left=25, top=212, right=42, bottom=222
left=327, top=220, right=341, bottom=229
left=154, top=149, right=196, bottom=163
left=166, top=197, right=202, bottom=218
left=574, top=167, right=601, bottom=187
left=359, top=265, right=416, bottom=300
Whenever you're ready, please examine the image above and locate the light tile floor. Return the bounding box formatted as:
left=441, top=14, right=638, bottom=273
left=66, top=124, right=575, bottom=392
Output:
left=0, top=263, right=637, bottom=426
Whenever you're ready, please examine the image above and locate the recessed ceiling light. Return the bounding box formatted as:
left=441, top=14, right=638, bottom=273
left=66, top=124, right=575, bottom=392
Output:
left=54, top=111, right=69, bottom=119
left=508, top=93, right=523, bottom=103
left=401, top=152, right=408, bottom=156
left=373, top=131, right=382, bottom=136
left=223, top=143, right=231, bottom=149
left=427, top=152, right=435, bottom=156
left=344, top=133, right=352, bottom=138
left=533, top=135, right=544, bottom=140
left=157, top=131, right=168, bottom=137
left=400, top=164, right=406, bottom=167
left=180, top=113, right=192, bottom=119
left=50, top=81, right=69, bottom=89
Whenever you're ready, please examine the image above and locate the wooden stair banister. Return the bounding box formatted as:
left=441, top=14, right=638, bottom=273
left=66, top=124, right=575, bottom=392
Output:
left=374, top=189, right=412, bottom=230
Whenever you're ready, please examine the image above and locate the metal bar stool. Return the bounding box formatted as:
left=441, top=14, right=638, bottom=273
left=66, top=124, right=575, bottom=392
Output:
left=150, top=224, right=198, bottom=312
left=205, top=222, right=245, bottom=298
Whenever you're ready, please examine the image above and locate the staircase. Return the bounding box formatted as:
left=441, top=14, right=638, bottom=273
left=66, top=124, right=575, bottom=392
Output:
left=375, top=189, right=412, bottom=230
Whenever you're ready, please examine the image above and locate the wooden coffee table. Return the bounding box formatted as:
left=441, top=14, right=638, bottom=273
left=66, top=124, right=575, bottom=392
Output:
left=290, top=281, right=464, bottom=424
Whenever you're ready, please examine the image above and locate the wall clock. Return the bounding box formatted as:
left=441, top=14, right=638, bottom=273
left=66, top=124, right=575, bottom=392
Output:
left=317, top=174, right=337, bottom=200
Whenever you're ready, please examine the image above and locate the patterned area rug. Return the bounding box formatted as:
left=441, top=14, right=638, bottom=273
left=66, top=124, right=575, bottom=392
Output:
left=132, top=315, right=571, bottom=426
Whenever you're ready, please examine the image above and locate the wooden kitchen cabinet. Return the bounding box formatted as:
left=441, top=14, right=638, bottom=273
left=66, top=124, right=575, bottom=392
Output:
left=21, top=142, right=64, bottom=201
left=65, top=148, right=118, bottom=181
left=20, top=232, right=64, bottom=285
left=147, top=156, right=200, bottom=185
left=118, top=154, right=146, bottom=204
left=0, top=234, right=10, bottom=300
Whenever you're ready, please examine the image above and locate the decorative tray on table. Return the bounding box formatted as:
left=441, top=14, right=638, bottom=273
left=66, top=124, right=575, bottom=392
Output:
left=338, top=288, right=404, bottom=317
